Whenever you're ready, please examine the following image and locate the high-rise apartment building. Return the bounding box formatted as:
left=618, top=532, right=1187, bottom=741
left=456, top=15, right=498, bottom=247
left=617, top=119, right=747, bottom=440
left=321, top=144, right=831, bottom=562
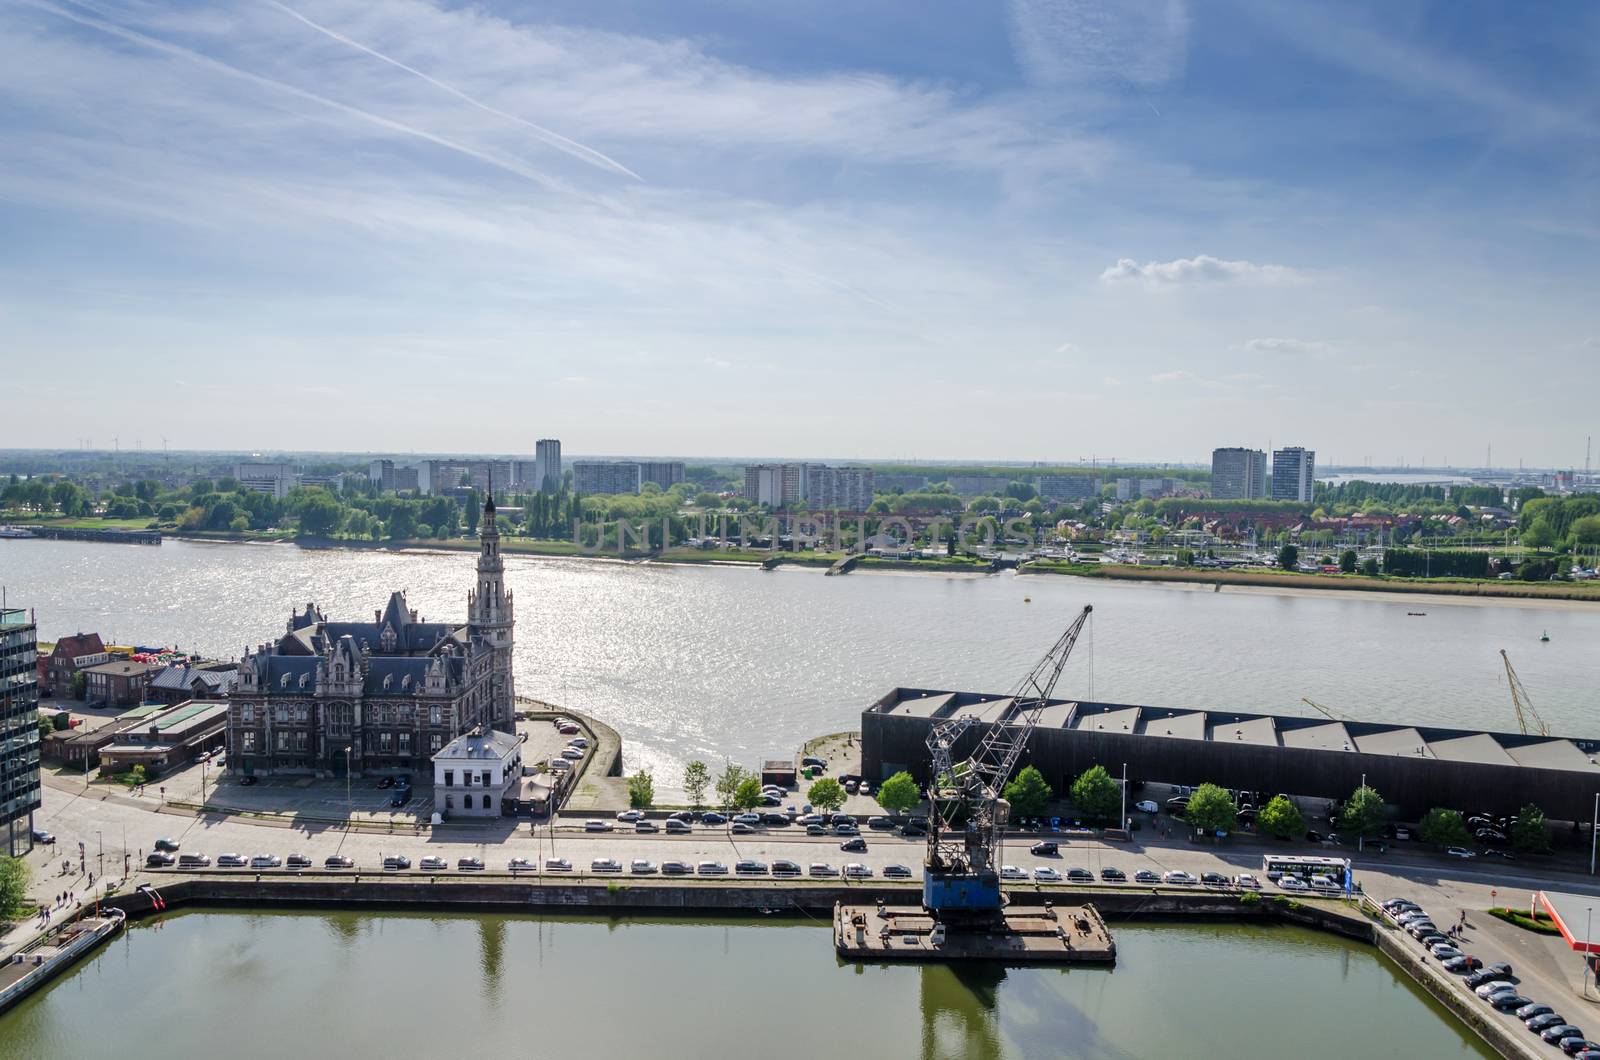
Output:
left=1, top=605, right=41, bottom=856
left=534, top=439, right=562, bottom=493
left=1271, top=447, right=1317, bottom=503
left=234, top=462, right=301, bottom=500
left=743, top=464, right=806, bottom=507
left=1210, top=448, right=1267, bottom=499
left=637, top=462, right=686, bottom=490
left=573, top=461, right=644, bottom=495
left=805, top=465, right=875, bottom=510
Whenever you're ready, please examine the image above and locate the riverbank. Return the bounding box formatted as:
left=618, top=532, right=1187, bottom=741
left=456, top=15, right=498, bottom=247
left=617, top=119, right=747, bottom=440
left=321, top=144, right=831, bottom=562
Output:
left=1026, top=560, right=1600, bottom=603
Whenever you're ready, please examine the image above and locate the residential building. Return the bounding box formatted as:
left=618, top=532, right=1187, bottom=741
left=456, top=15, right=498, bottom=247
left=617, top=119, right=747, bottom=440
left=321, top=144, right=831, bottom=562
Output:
left=743, top=463, right=807, bottom=507
left=534, top=438, right=562, bottom=493
left=417, top=459, right=512, bottom=496
left=637, top=461, right=686, bottom=490
left=368, top=460, right=420, bottom=494
left=574, top=461, right=643, bottom=495
left=227, top=495, right=515, bottom=777
left=1211, top=448, right=1268, bottom=499
left=1036, top=476, right=1101, bottom=504
left=1, top=606, right=41, bottom=856
left=432, top=726, right=523, bottom=818
left=234, top=462, right=301, bottom=500
left=96, top=700, right=228, bottom=777
left=1115, top=477, right=1178, bottom=501
left=947, top=474, right=1011, bottom=496
left=1271, top=447, right=1317, bottom=503
left=44, top=632, right=108, bottom=697
left=805, top=465, right=875, bottom=510
left=876, top=473, right=929, bottom=493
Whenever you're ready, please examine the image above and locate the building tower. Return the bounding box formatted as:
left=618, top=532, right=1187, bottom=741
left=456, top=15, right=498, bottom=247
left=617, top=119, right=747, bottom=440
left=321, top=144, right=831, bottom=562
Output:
left=468, top=491, right=515, bottom=731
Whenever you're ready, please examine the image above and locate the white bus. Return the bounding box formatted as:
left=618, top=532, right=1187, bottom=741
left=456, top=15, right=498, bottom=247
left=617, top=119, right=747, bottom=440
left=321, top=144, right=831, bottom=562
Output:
left=1261, top=853, right=1350, bottom=881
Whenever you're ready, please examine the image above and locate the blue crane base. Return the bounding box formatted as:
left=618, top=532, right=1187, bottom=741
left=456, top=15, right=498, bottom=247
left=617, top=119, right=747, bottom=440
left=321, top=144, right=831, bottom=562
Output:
left=923, top=870, right=1002, bottom=915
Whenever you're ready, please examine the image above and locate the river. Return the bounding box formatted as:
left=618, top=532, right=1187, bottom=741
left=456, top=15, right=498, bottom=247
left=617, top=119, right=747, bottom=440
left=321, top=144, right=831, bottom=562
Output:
left=0, top=911, right=1493, bottom=1059
left=2, top=538, right=1597, bottom=791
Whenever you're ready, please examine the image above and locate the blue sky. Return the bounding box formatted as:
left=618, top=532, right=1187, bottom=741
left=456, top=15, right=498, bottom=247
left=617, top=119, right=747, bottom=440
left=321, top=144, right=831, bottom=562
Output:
left=2, top=0, right=1596, bottom=466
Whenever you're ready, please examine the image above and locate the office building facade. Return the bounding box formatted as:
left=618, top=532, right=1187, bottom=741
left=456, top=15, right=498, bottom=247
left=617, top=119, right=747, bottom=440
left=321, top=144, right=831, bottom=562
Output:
left=1271, top=447, right=1317, bottom=503
left=573, top=461, right=643, bottom=495
left=806, top=465, right=875, bottom=510
left=1211, top=448, right=1267, bottom=499
left=1, top=606, right=41, bottom=856
left=234, top=462, right=301, bottom=500
left=534, top=439, right=562, bottom=493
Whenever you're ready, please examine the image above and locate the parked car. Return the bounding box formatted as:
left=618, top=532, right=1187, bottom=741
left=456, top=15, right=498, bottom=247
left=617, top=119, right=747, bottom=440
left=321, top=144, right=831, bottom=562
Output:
left=1517, top=1004, right=1556, bottom=1021
left=802, top=756, right=826, bottom=769
left=1200, top=871, right=1229, bottom=886
left=1133, top=870, right=1160, bottom=884
left=507, top=857, right=534, bottom=872
left=665, top=819, right=692, bottom=834
left=1465, top=964, right=1514, bottom=988
left=900, top=823, right=928, bottom=837
left=834, top=824, right=860, bottom=837
left=286, top=854, right=312, bottom=869
left=1474, top=980, right=1517, bottom=999
left=1033, top=866, right=1062, bottom=882
left=660, top=861, right=691, bottom=876
left=145, top=851, right=175, bottom=868
left=999, top=865, right=1028, bottom=880
left=1489, top=993, right=1532, bottom=1012
left=217, top=852, right=247, bottom=868
left=806, top=824, right=827, bottom=836
left=696, top=861, right=728, bottom=876
left=1445, top=846, right=1476, bottom=858
left=31, top=829, right=56, bottom=846
left=178, top=853, right=212, bottom=869
left=1542, top=1026, right=1587, bottom=1045
left=630, top=859, right=658, bottom=875
left=1163, top=870, right=1197, bottom=885
left=250, top=854, right=282, bottom=869
left=560, top=748, right=584, bottom=760
left=388, top=790, right=412, bottom=808
left=1442, top=955, right=1483, bottom=973
left=1029, top=841, right=1059, bottom=856
left=840, top=837, right=868, bottom=853
left=615, top=810, right=644, bottom=822
left=457, top=857, right=486, bottom=871
left=1235, top=874, right=1261, bottom=889
left=1134, top=800, right=1160, bottom=814
left=844, top=863, right=873, bottom=879
left=591, top=858, right=622, bottom=873
left=544, top=858, right=572, bottom=872
left=809, top=863, right=840, bottom=877
left=324, top=855, right=354, bottom=870
left=1067, top=868, right=1095, bottom=883
left=735, top=860, right=769, bottom=875
left=830, top=813, right=857, bottom=826
left=584, top=819, right=612, bottom=833
left=732, top=813, right=762, bottom=827
left=762, top=813, right=790, bottom=827
left=884, top=864, right=914, bottom=879
left=1431, top=944, right=1463, bottom=960
left=772, top=860, right=803, bottom=878
left=382, top=855, right=411, bottom=871
left=701, top=812, right=728, bottom=826
left=731, top=822, right=756, bottom=835
left=153, top=837, right=180, bottom=852
left=796, top=813, right=824, bottom=826
left=1528, top=1013, right=1569, bottom=1032
left=377, top=776, right=395, bottom=789
left=868, top=816, right=895, bottom=831
left=1101, top=867, right=1127, bottom=882
left=418, top=855, right=448, bottom=871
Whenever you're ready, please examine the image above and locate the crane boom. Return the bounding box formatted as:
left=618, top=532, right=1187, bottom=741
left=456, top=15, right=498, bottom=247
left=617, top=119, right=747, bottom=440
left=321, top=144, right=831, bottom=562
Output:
left=1300, top=696, right=1349, bottom=722
left=924, top=604, right=1092, bottom=918
left=1500, top=649, right=1549, bottom=736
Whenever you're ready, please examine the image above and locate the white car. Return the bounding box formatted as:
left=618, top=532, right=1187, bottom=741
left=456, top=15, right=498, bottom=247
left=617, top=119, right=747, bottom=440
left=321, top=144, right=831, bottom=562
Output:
left=419, top=855, right=448, bottom=871
left=999, top=865, right=1027, bottom=881
left=1134, top=800, right=1160, bottom=814
left=696, top=861, right=728, bottom=875
left=1278, top=875, right=1309, bottom=891
left=809, top=863, right=839, bottom=877
left=630, top=859, right=658, bottom=875
left=844, top=863, right=873, bottom=879
left=561, top=747, right=585, bottom=760
left=1235, top=873, right=1261, bottom=889
left=567, top=737, right=589, bottom=749
left=544, top=857, right=572, bottom=872
left=507, top=857, right=534, bottom=872
left=1033, top=866, right=1062, bottom=883
left=584, top=819, right=612, bottom=832
left=615, top=810, right=644, bottom=822
left=1445, top=846, right=1476, bottom=859
left=1162, top=870, right=1196, bottom=885
left=591, top=858, right=622, bottom=873
left=250, top=854, right=282, bottom=869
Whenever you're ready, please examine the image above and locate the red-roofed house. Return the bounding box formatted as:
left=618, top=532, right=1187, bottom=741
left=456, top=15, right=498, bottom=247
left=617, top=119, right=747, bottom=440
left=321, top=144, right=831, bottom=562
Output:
left=45, top=633, right=109, bottom=698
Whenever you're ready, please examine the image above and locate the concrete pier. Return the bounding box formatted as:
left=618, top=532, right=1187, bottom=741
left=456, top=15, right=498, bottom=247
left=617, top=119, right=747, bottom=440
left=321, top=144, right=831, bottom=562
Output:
left=834, top=901, right=1115, bottom=964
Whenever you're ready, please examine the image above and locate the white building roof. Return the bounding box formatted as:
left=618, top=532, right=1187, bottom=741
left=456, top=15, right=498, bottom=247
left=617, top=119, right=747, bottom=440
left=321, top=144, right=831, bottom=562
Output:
left=432, top=728, right=520, bottom=763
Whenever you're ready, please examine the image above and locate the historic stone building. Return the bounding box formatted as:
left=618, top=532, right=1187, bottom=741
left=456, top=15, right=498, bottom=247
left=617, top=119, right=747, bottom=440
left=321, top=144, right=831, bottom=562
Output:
left=227, top=496, right=515, bottom=776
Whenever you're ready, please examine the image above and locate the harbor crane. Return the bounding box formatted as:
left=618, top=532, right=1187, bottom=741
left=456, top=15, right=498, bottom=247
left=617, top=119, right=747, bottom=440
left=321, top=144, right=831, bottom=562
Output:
left=1300, top=696, right=1350, bottom=723
left=1500, top=650, right=1549, bottom=737
left=923, top=604, right=1092, bottom=921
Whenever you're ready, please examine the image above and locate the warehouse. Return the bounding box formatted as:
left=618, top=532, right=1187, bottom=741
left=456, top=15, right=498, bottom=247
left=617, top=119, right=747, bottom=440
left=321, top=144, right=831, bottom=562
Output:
left=861, top=688, right=1600, bottom=822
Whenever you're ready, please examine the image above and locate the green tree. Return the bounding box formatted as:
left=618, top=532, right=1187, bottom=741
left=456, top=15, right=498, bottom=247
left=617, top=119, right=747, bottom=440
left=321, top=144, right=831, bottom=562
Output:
left=293, top=489, right=345, bottom=537
left=1276, top=544, right=1299, bottom=570
left=1417, top=807, right=1471, bottom=848
left=1256, top=795, right=1304, bottom=839
left=682, top=761, right=710, bottom=808
left=0, top=855, right=31, bottom=918
left=1184, top=783, right=1237, bottom=835
left=1002, top=765, right=1053, bottom=817
left=1339, top=549, right=1357, bottom=573
left=1069, top=765, right=1121, bottom=821
left=733, top=776, right=764, bottom=811
left=1523, top=518, right=1557, bottom=549
left=808, top=777, right=846, bottom=814
left=37, top=715, right=53, bottom=741
left=1572, top=515, right=1600, bottom=547
left=714, top=761, right=748, bottom=811
left=876, top=771, right=920, bottom=816
left=1360, top=556, right=1380, bottom=576
left=1510, top=803, right=1551, bottom=853
left=1339, top=784, right=1385, bottom=840
left=627, top=770, right=654, bottom=809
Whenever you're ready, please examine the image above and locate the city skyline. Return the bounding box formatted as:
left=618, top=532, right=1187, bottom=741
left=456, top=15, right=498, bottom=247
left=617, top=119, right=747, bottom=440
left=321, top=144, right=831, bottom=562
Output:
left=3, top=2, right=1596, bottom=462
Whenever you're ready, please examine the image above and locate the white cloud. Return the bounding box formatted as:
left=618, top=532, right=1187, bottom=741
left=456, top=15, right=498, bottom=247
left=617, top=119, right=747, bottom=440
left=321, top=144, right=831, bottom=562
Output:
left=1149, top=369, right=1192, bottom=383
left=1007, top=0, right=1190, bottom=88
left=1101, top=255, right=1304, bottom=285
left=1055, top=342, right=1076, bottom=353
left=1244, top=337, right=1327, bottom=355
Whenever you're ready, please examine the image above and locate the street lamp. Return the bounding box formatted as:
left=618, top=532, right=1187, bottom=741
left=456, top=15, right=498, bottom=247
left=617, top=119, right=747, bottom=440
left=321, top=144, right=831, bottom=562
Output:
left=1586, top=907, right=1594, bottom=998
left=345, top=746, right=353, bottom=829
left=95, top=830, right=103, bottom=877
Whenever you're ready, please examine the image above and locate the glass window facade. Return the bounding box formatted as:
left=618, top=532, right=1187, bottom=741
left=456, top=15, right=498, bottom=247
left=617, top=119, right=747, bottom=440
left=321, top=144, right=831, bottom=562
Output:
left=1, top=607, right=41, bottom=857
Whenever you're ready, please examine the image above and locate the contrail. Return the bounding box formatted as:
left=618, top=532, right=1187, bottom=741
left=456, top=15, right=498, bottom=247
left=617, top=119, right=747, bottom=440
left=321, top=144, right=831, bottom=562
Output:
left=267, top=0, right=642, bottom=182
left=24, top=0, right=589, bottom=199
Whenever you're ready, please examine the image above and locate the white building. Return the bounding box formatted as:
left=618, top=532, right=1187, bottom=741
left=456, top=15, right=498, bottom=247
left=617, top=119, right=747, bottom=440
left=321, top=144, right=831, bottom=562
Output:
left=233, top=462, right=300, bottom=500
left=1210, top=448, right=1267, bottom=499
left=534, top=439, right=562, bottom=493
left=1271, top=447, right=1316, bottom=503
left=432, top=726, right=522, bottom=818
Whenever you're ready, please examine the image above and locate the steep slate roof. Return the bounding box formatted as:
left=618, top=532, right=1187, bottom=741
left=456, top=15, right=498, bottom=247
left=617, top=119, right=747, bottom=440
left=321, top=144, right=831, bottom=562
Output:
left=149, top=664, right=236, bottom=696
left=51, top=633, right=105, bottom=660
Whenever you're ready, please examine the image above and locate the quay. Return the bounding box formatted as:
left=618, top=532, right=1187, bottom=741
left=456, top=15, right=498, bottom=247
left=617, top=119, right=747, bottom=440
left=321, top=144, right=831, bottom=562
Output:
left=834, top=901, right=1115, bottom=964
left=23, top=526, right=161, bottom=545
left=0, top=909, right=126, bottom=1016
